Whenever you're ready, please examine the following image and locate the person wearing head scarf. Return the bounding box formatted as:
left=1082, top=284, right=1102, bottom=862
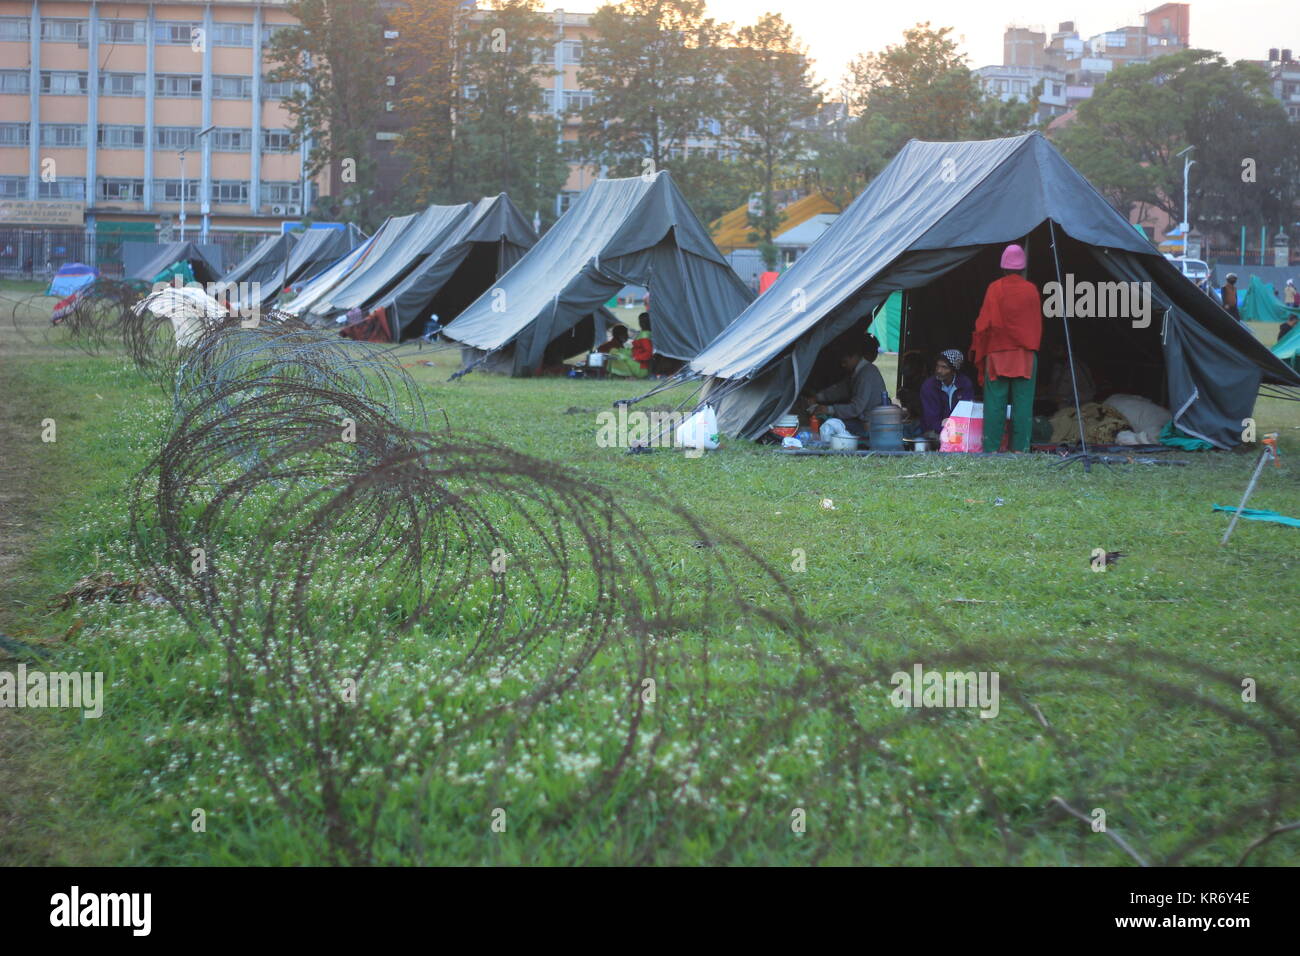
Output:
left=1284, top=278, right=1298, bottom=309
left=918, top=349, right=974, bottom=436
left=971, top=244, right=1042, bottom=452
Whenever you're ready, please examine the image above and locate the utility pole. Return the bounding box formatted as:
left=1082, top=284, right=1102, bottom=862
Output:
left=1177, top=144, right=1196, bottom=257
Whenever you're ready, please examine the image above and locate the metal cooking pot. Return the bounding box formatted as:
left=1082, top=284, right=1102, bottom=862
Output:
left=904, top=437, right=935, bottom=452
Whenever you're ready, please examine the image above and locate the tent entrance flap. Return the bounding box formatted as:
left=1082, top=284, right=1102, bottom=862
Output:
left=897, top=225, right=1168, bottom=408
left=397, top=241, right=502, bottom=340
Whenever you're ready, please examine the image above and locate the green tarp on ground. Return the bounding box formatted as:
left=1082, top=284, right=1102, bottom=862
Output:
left=1212, top=505, right=1300, bottom=528
left=1241, top=275, right=1300, bottom=322
left=867, top=290, right=901, bottom=351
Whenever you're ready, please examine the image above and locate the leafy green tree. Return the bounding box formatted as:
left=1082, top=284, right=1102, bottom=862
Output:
left=1053, top=49, right=1300, bottom=241
left=389, top=0, right=460, bottom=206
left=453, top=1, right=568, bottom=222
left=668, top=154, right=752, bottom=224
left=726, top=13, right=822, bottom=264
left=809, top=23, right=1035, bottom=210
left=579, top=0, right=729, bottom=176
left=268, top=0, right=389, bottom=227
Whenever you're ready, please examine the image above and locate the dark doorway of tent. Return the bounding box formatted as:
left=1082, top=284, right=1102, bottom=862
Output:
left=398, top=242, right=503, bottom=341
left=802, top=222, right=1173, bottom=449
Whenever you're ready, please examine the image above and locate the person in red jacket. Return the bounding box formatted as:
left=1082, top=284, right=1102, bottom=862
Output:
left=630, top=313, right=654, bottom=371
left=971, top=244, right=1042, bottom=452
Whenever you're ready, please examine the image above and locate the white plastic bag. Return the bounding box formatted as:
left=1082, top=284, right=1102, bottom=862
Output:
left=676, top=405, right=721, bottom=451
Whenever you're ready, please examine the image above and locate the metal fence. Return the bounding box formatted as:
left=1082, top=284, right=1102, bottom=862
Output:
left=0, top=228, right=278, bottom=281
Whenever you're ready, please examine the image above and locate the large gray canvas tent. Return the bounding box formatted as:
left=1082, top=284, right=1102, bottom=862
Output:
left=214, top=233, right=295, bottom=308
left=124, top=241, right=223, bottom=283
left=680, top=132, right=1300, bottom=447
left=281, top=221, right=400, bottom=317
left=306, top=204, right=477, bottom=320
left=441, top=171, right=754, bottom=376
left=371, top=194, right=537, bottom=341
left=283, top=225, right=365, bottom=287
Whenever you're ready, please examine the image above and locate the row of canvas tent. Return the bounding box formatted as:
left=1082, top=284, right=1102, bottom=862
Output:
left=260, top=174, right=754, bottom=378
left=207, top=133, right=1299, bottom=449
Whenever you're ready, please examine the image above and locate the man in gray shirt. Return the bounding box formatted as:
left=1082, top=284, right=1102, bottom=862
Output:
left=807, top=336, right=889, bottom=437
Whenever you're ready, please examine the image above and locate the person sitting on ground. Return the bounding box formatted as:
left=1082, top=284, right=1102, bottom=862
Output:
left=919, top=349, right=975, bottom=437
left=896, top=350, right=927, bottom=424
left=804, top=334, right=889, bottom=438
left=631, top=313, right=654, bottom=371
left=597, top=324, right=630, bottom=353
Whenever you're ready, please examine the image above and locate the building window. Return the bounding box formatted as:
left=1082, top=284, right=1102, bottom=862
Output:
left=97, top=177, right=145, bottom=201
left=0, top=71, right=30, bottom=94
left=0, top=17, right=30, bottom=41
left=261, top=181, right=302, bottom=204
left=155, top=21, right=201, bottom=46
left=261, top=77, right=295, bottom=100
left=213, top=75, right=253, bottom=99
left=156, top=74, right=203, bottom=98
left=40, top=19, right=88, bottom=43
left=0, top=124, right=29, bottom=147
left=40, top=71, right=89, bottom=95
left=40, top=124, right=85, bottom=148
left=563, top=90, right=593, bottom=112
left=38, top=177, right=86, bottom=199
left=212, top=23, right=254, bottom=47
left=153, top=179, right=201, bottom=203
left=261, top=128, right=294, bottom=152
left=155, top=126, right=199, bottom=150
left=98, top=124, right=146, bottom=149
left=100, top=19, right=145, bottom=44
left=210, top=180, right=250, bottom=204
left=99, top=72, right=146, bottom=97
left=563, top=40, right=584, bottom=63
left=0, top=176, right=27, bottom=198
left=213, top=127, right=253, bottom=151
left=261, top=23, right=290, bottom=46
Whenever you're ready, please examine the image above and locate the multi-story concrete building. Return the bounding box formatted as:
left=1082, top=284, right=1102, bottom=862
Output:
left=973, top=64, right=1069, bottom=124
left=990, top=5, right=1190, bottom=111
left=1250, top=48, right=1300, bottom=122
left=0, top=0, right=330, bottom=265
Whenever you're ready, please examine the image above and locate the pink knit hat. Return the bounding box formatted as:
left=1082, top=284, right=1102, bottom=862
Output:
left=1000, top=244, right=1027, bottom=270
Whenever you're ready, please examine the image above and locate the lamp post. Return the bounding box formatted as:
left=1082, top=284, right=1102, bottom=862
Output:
left=179, top=124, right=215, bottom=243
left=1176, top=144, right=1196, bottom=257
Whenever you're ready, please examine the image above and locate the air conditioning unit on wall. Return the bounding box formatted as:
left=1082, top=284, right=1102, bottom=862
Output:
left=270, top=204, right=286, bottom=215
left=287, top=204, right=302, bottom=216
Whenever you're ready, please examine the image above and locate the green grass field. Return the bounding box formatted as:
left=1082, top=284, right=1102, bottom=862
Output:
left=1, top=280, right=1298, bottom=866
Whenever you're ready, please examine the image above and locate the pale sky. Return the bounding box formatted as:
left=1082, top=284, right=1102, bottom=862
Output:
left=695, top=0, right=1300, bottom=86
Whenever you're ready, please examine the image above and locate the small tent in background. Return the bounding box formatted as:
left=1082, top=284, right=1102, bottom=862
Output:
left=281, top=225, right=364, bottom=289
left=213, top=233, right=296, bottom=310
left=442, top=171, right=754, bottom=376
left=681, top=132, right=1300, bottom=447
left=124, top=241, right=224, bottom=285
left=867, top=291, right=902, bottom=352
left=45, top=262, right=98, bottom=298
left=1242, top=275, right=1300, bottom=323
left=280, top=217, right=412, bottom=317
left=307, top=204, right=481, bottom=321
left=370, top=193, right=537, bottom=341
